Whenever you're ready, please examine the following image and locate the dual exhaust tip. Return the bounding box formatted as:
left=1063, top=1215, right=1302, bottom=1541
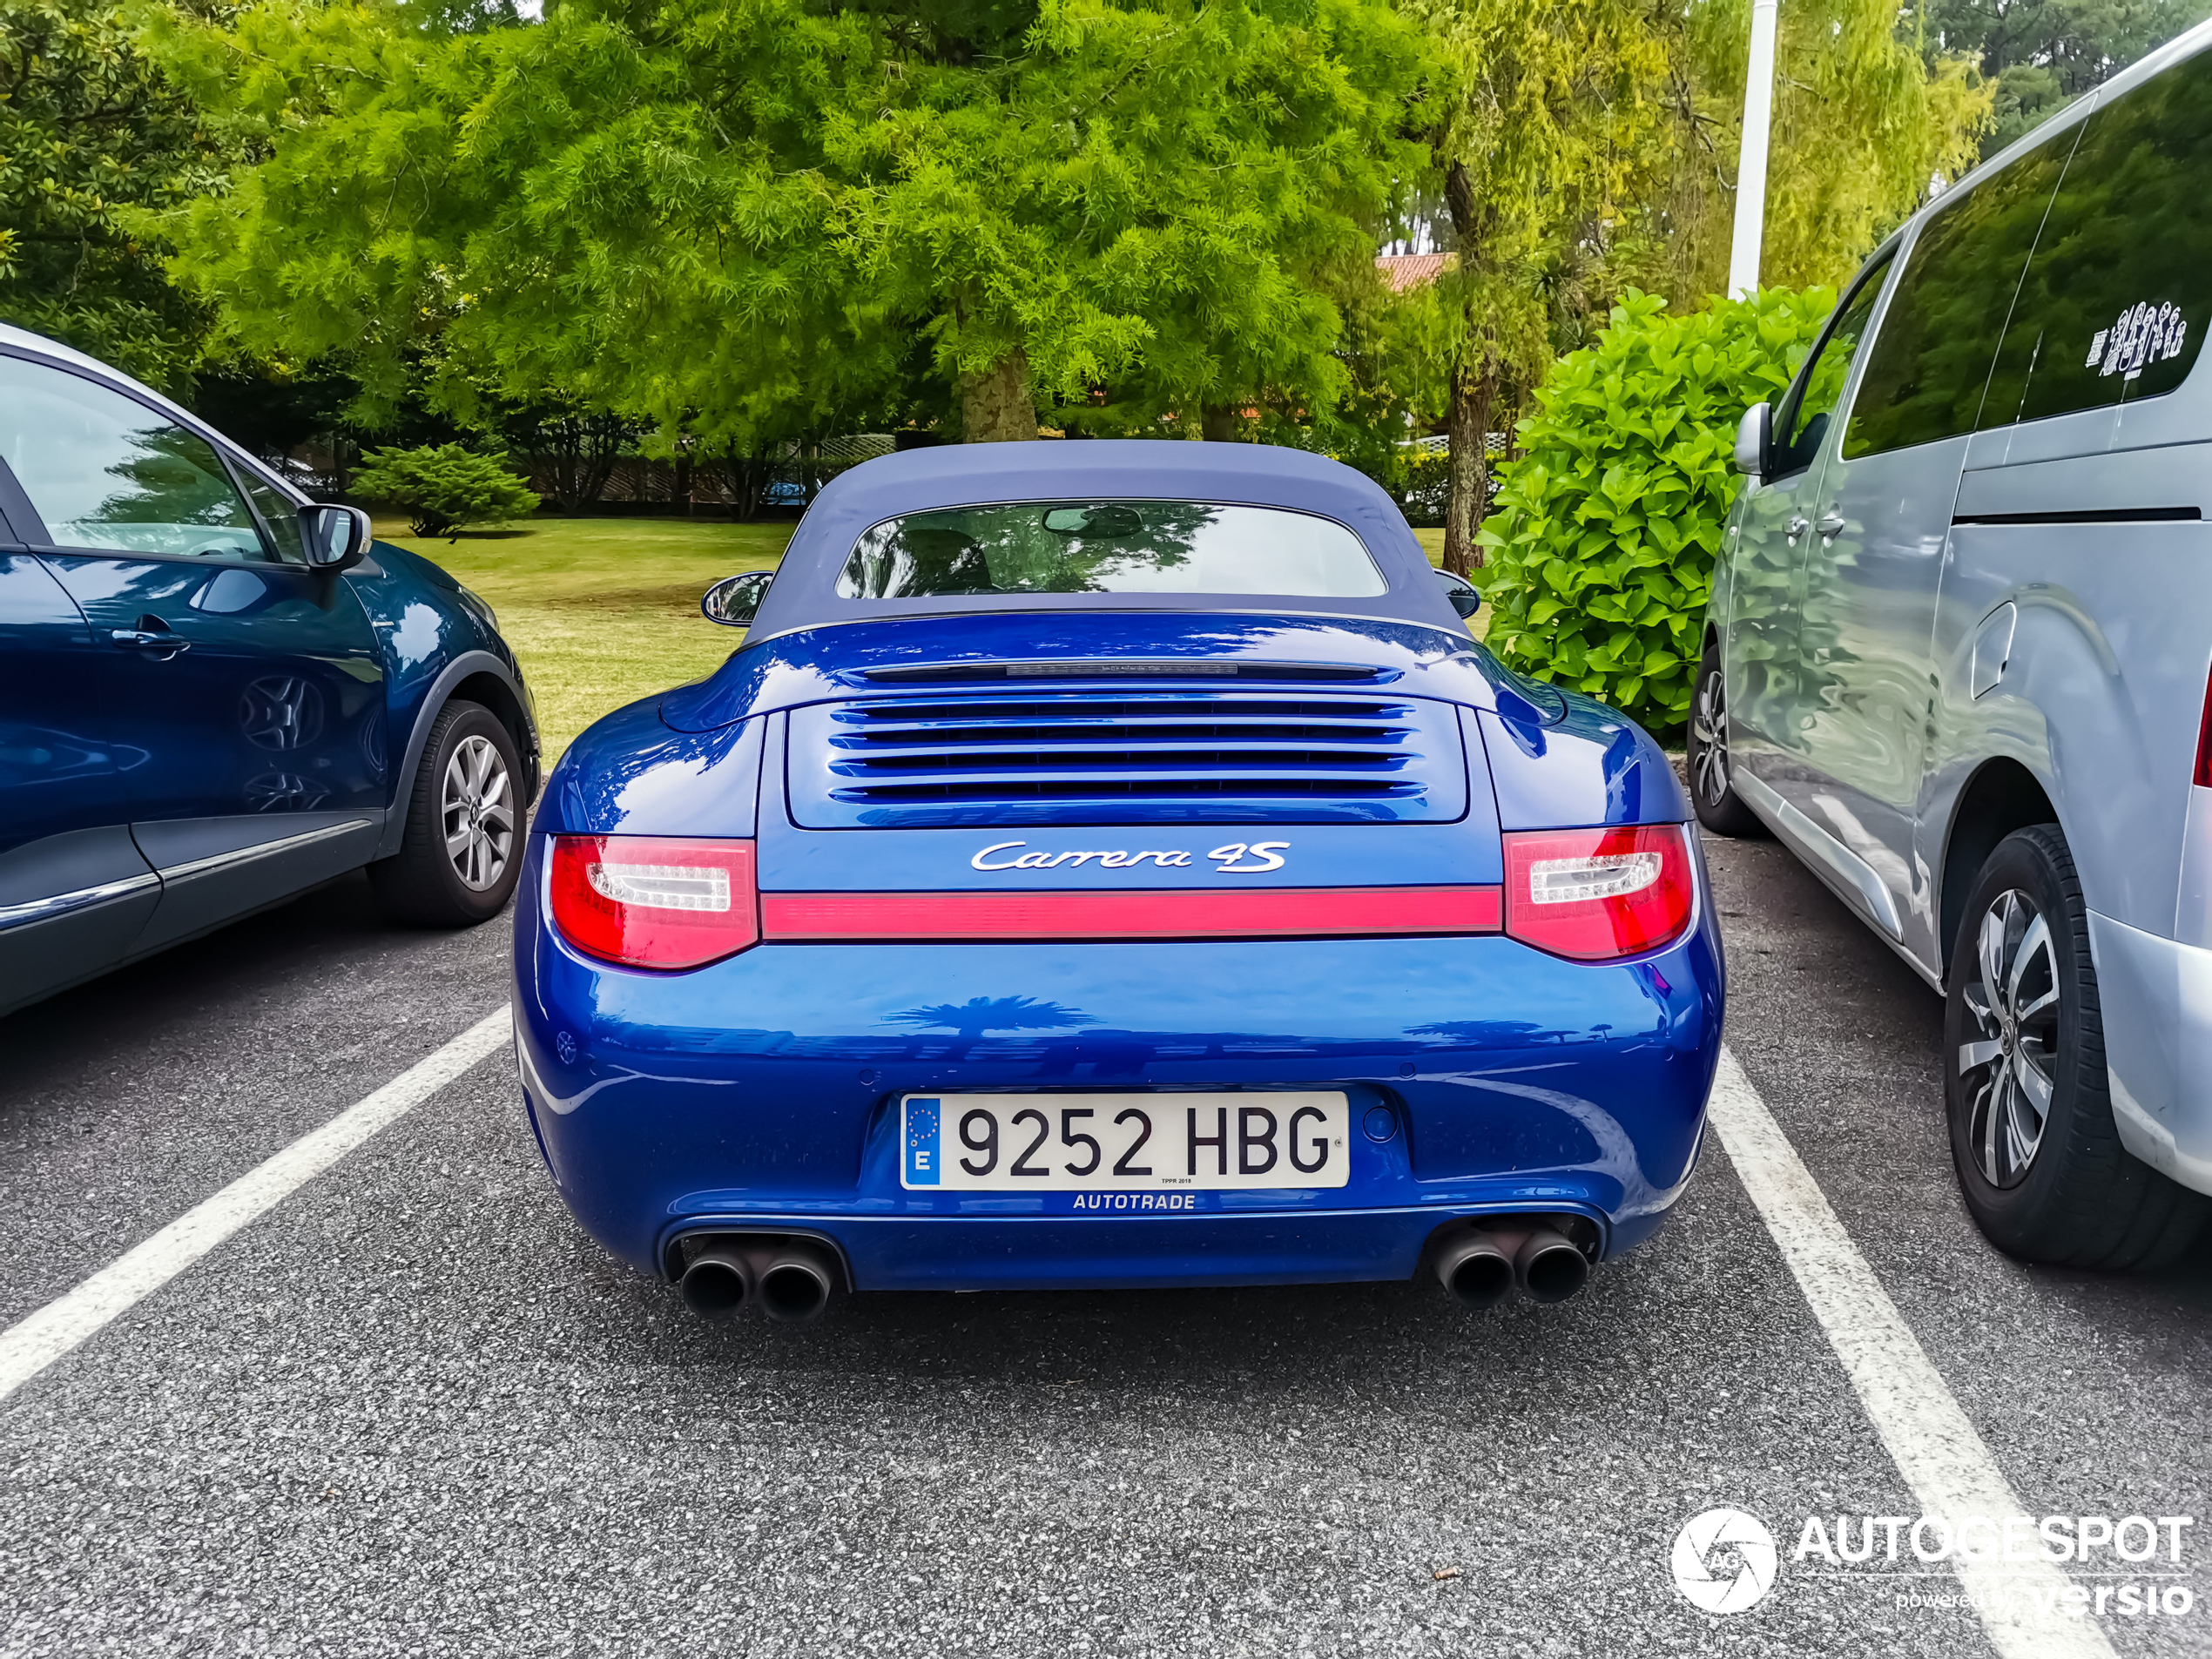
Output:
left=679, top=1238, right=839, bottom=1325
left=682, top=1227, right=1586, bottom=1320
left=1434, top=1225, right=1591, bottom=1309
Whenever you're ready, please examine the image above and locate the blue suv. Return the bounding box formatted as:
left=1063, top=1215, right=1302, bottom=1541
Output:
left=0, top=326, right=541, bottom=1015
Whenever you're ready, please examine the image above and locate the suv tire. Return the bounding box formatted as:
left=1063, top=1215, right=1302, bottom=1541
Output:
left=1686, top=645, right=1765, bottom=838
left=371, top=699, right=525, bottom=927
left=1944, top=826, right=2208, bottom=1270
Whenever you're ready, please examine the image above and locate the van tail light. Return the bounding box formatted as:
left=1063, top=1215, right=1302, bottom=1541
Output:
left=2195, top=666, right=2212, bottom=786
left=548, top=836, right=759, bottom=969
left=1503, top=825, right=1697, bottom=961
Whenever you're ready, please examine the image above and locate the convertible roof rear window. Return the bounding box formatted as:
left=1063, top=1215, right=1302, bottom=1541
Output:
left=834, top=501, right=1388, bottom=600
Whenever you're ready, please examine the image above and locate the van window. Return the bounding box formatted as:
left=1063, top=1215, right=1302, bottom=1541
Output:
left=1842, top=144, right=2071, bottom=460
left=1981, top=47, right=2212, bottom=429
left=1769, top=251, right=1892, bottom=476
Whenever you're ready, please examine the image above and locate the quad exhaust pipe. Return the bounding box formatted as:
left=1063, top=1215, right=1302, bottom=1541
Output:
left=679, top=1243, right=757, bottom=1318
left=1434, top=1224, right=1591, bottom=1309
left=1435, top=1232, right=1515, bottom=1308
left=678, top=1238, right=840, bottom=1325
left=687, top=1226, right=1584, bottom=1320
left=756, top=1243, right=836, bottom=1324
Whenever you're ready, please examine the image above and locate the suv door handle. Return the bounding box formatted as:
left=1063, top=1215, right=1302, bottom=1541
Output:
left=1816, top=513, right=1847, bottom=536
left=111, top=627, right=190, bottom=657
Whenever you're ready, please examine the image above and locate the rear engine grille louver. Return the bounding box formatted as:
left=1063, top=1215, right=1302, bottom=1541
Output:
left=786, top=691, right=1468, bottom=828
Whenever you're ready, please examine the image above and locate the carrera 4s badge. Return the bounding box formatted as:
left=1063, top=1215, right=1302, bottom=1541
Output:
left=969, top=840, right=1291, bottom=873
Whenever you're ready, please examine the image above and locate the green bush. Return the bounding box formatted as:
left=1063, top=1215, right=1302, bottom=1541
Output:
left=1472, top=287, right=1838, bottom=732
left=353, top=444, right=541, bottom=537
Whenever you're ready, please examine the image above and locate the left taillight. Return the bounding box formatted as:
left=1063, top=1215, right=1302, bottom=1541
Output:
left=547, top=836, right=759, bottom=969
left=1502, top=824, right=1697, bottom=961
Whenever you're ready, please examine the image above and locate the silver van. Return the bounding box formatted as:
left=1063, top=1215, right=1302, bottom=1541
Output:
left=1693, top=21, right=2212, bottom=1270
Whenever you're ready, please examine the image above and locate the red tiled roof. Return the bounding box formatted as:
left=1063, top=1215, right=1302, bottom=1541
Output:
left=1376, top=253, right=1455, bottom=293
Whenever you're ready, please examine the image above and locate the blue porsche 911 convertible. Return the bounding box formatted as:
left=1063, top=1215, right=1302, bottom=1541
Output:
left=514, top=442, right=1723, bottom=1323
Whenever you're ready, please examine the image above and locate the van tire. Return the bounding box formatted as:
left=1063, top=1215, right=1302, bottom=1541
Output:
left=370, top=699, right=525, bottom=927
left=1687, top=646, right=1765, bottom=838
left=1944, top=826, right=2208, bottom=1271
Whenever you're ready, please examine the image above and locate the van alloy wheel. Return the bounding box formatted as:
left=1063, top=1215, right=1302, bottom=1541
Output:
left=1686, top=647, right=1764, bottom=838
left=1690, top=668, right=1730, bottom=809
left=442, top=732, right=514, bottom=892
left=1956, top=887, right=2060, bottom=1189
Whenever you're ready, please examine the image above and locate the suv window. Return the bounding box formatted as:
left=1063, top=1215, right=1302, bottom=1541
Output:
left=1769, top=250, right=1893, bottom=476
left=236, top=469, right=307, bottom=563
left=1982, top=46, right=2212, bottom=428
left=0, top=356, right=277, bottom=563
left=1842, top=143, right=2073, bottom=459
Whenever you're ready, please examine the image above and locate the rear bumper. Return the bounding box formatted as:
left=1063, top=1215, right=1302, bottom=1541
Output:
left=637, top=1206, right=1624, bottom=1293
left=512, top=846, right=1726, bottom=1290
left=2087, top=911, right=2212, bottom=1195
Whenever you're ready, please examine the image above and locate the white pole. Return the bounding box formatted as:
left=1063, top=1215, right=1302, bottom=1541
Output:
left=1728, top=0, right=1779, bottom=300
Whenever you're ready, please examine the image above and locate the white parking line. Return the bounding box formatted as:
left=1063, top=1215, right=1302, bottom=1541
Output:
left=0, top=1011, right=2140, bottom=1658
left=1708, top=1047, right=2117, bottom=1659
left=0, top=1006, right=511, bottom=1406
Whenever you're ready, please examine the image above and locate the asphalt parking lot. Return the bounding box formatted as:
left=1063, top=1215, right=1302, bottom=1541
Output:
left=1, top=833, right=2207, bottom=1657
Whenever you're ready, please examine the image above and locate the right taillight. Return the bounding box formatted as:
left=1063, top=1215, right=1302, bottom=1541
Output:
left=548, top=835, right=759, bottom=969
left=1503, top=824, right=1697, bottom=961
left=2195, top=666, right=2212, bottom=787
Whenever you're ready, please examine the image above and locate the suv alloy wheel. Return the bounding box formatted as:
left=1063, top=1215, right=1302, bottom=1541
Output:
left=370, top=699, right=526, bottom=926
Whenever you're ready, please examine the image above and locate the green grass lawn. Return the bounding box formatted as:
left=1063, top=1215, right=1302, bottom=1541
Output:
left=374, top=516, right=792, bottom=758
left=376, top=514, right=1482, bottom=759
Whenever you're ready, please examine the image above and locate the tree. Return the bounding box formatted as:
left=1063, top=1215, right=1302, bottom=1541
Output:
left=1400, top=0, right=1675, bottom=577
left=1272, top=254, right=1453, bottom=515
left=494, top=396, right=638, bottom=516
left=190, top=357, right=356, bottom=469
left=1658, top=0, right=1991, bottom=299
left=1044, top=1, right=1430, bottom=442
left=148, top=0, right=1428, bottom=449
left=1389, top=0, right=1993, bottom=586
left=431, top=377, right=644, bottom=513
left=1915, top=0, right=2212, bottom=157
left=0, top=0, right=234, bottom=391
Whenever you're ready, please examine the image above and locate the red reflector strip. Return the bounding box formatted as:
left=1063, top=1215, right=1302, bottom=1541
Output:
left=760, top=886, right=1502, bottom=942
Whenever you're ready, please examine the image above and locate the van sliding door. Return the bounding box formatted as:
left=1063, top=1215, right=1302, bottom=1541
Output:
left=1784, top=136, right=2073, bottom=968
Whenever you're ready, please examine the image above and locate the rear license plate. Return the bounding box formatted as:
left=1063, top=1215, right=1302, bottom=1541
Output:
left=900, top=1092, right=1351, bottom=1192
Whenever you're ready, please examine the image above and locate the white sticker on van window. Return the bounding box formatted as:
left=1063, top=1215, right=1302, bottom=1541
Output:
left=2095, top=300, right=2190, bottom=381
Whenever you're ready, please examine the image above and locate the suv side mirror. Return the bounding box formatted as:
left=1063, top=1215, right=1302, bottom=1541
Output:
left=300, top=502, right=372, bottom=571
left=1734, top=403, right=1772, bottom=481
left=703, top=570, right=773, bottom=628
left=1435, top=568, right=1482, bottom=619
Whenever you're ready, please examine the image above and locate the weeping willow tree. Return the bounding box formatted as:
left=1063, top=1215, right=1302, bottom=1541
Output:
left=1404, top=0, right=1991, bottom=576
left=1660, top=0, right=1993, bottom=297
left=1403, top=0, right=1675, bottom=577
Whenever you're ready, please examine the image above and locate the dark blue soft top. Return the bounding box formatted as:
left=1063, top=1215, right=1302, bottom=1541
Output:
left=745, top=439, right=1463, bottom=640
